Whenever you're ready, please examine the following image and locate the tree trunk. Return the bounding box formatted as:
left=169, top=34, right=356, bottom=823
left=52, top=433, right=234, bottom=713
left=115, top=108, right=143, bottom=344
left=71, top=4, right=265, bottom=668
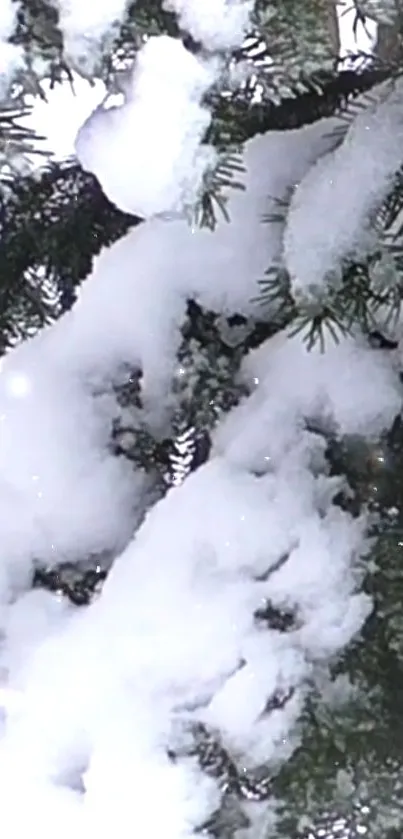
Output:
left=376, top=20, right=403, bottom=63
left=324, top=0, right=341, bottom=55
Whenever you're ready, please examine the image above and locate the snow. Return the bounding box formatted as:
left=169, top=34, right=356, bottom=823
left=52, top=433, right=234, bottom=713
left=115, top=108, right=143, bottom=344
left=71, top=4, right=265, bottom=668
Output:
left=0, top=114, right=401, bottom=835
left=237, top=330, right=402, bottom=441
left=0, top=123, right=321, bottom=577
left=76, top=37, right=217, bottom=217
left=0, top=1, right=22, bottom=96
left=55, top=0, right=253, bottom=62
left=163, top=0, right=253, bottom=51
left=285, top=85, right=403, bottom=301
left=0, top=0, right=16, bottom=42
left=21, top=77, right=106, bottom=161
left=53, top=0, right=129, bottom=38
left=0, top=7, right=402, bottom=834
left=0, top=331, right=149, bottom=605
left=75, top=0, right=255, bottom=217
left=0, top=125, right=331, bottom=593
left=51, top=0, right=130, bottom=70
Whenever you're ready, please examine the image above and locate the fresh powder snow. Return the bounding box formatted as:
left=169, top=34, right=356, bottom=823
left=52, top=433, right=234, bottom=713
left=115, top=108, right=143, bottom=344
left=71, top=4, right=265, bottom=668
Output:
left=285, top=83, right=403, bottom=301
left=51, top=0, right=130, bottom=40
left=76, top=36, right=217, bottom=218
left=75, top=0, right=254, bottom=218
left=0, top=3, right=401, bottom=838
left=163, top=0, right=254, bottom=50
left=49, top=0, right=131, bottom=72
left=0, top=124, right=401, bottom=838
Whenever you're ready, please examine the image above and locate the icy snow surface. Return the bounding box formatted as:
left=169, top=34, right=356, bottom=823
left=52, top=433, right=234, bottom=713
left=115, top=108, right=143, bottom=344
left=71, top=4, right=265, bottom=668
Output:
left=0, top=123, right=401, bottom=838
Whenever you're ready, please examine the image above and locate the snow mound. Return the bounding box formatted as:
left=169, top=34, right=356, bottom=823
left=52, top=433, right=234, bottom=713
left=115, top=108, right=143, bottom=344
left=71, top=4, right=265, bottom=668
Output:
left=163, top=0, right=253, bottom=51
left=285, top=87, right=403, bottom=300
left=0, top=122, right=401, bottom=836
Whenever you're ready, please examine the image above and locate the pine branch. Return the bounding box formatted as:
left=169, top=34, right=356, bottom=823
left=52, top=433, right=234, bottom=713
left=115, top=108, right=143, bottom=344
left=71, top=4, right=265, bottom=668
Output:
left=111, top=299, right=280, bottom=492
left=350, top=0, right=398, bottom=26
left=166, top=425, right=211, bottom=487
left=376, top=164, right=403, bottom=239
left=209, top=65, right=394, bottom=143
left=190, top=147, right=246, bottom=230
left=6, top=0, right=190, bottom=97
left=193, top=63, right=388, bottom=236
left=33, top=561, right=107, bottom=606
left=0, top=159, right=141, bottom=349
left=270, top=469, right=403, bottom=839
left=256, top=256, right=401, bottom=350
left=255, top=159, right=403, bottom=351
left=0, top=104, right=48, bottom=154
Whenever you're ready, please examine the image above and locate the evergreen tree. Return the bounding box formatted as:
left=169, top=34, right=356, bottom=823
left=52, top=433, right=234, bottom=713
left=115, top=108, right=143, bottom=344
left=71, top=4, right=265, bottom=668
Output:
left=1, top=3, right=403, bottom=839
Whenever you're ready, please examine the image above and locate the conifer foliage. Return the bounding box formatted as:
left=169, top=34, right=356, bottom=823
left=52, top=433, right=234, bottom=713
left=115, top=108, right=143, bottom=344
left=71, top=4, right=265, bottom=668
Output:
left=1, top=3, right=403, bottom=839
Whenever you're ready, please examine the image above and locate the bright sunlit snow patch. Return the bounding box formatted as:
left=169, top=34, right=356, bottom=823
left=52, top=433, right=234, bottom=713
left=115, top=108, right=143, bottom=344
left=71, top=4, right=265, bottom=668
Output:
left=0, top=686, right=24, bottom=715
left=0, top=356, right=32, bottom=399
left=5, top=372, right=31, bottom=399
left=70, top=125, right=332, bottom=418
left=0, top=354, right=32, bottom=399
